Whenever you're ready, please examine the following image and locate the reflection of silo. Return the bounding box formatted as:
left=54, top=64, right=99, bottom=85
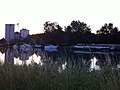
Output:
left=5, top=49, right=14, bottom=63
left=19, top=52, right=29, bottom=60
left=5, top=24, right=15, bottom=42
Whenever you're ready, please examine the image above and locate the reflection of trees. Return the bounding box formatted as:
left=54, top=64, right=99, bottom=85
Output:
left=4, top=48, right=35, bottom=64
left=19, top=52, right=29, bottom=60
left=94, top=53, right=120, bottom=68
left=43, top=50, right=120, bottom=70
left=14, top=49, right=20, bottom=58
left=3, top=48, right=120, bottom=70
left=15, top=49, right=34, bottom=61
left=40, top=50, right=94, bottom=70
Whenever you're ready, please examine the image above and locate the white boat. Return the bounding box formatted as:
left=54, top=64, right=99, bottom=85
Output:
left=72, top=45, right=85, bottom=48
left=44, top=45, right=58, bottom=51
left=72, top=44, right=114, bottom=50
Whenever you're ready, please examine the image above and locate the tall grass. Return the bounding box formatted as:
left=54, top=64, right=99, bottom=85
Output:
left=0, top=60, right=120, bottom=90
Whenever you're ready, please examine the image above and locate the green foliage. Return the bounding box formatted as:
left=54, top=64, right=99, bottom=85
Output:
left=0, top=63, right=120, bottom=90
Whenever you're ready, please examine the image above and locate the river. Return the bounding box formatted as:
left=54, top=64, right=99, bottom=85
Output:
left=0, top=47, right=120, bottom=71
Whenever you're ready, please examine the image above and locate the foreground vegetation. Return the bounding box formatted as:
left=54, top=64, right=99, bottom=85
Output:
left=0, top=62, right=120, bottom=90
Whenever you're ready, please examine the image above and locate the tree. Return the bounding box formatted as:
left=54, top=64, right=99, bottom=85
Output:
left=43, top=21, right=64, bottom=44
left=96, top=23, right=118, bottom=34
left=110, top=27, right=119, bottom=34
left=96, top=23, right=120, bottom=44
left=0, top=38, right=6, bottom=44
left=69, top=20, right=91, bottom=34
left=43, top=21, right=63, bottom=33
left=65, top=20, right=92, bottom=44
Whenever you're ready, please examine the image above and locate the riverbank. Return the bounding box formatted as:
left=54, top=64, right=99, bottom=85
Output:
left=0, top=63, right=120, bottom=90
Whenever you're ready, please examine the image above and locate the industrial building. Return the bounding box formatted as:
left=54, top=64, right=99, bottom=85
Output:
left=14, top=32, right=20, bottom=40
left=5, top=24, right=15, bottom=42
left=20, top=28, right=29, bottom=39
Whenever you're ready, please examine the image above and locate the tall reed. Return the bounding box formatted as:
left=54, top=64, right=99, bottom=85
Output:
left=0, top=60, right=120, bottom=90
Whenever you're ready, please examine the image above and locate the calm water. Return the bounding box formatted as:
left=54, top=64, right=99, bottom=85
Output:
left=0, top=47, right=120, bottom=71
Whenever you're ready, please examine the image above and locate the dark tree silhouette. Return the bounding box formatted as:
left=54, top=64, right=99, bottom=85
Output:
left=96, top=23, right=116, bottom=34
left=66, top=20, right=91, bottom=34
left=65, top=20, right=92, bottom=44
left=43, top=21, right=64, bottom=44
left=0, top=38, right=6, bottom=44
left=96, top=23, right=120, bottom=44
left=110, top=27, right=119, bottom=34
left=44, top=21, right=63, bottom=33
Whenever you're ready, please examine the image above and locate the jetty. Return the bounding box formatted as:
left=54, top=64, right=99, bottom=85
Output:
left=72, top=44, right=120, bottom=51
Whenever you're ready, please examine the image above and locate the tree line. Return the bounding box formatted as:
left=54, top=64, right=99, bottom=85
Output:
left=40, top=20, right=120, bottom=45
left=1, top=20, right=120, bottom=45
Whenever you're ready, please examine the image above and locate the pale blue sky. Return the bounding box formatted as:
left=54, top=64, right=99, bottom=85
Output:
left=0, top=0, right=120, bottom=39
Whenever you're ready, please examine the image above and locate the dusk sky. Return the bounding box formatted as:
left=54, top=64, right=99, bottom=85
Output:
left=0, top=0, right=120, bottom=39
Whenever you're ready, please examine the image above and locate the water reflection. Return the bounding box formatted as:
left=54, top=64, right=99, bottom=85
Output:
left=0, top=52, right=4, bottom=64
left=0, top=48, right=120, bottom=71
left=90, top=57, right=100, bottom=71
left=5, top=48, right=14, bottom=63
left=14, top=51, right=43, bottom=65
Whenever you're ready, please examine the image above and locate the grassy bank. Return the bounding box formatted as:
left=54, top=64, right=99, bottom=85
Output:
left=0, top=63, right=120, bottom=90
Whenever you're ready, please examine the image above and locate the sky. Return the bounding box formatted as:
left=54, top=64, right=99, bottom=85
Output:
left=0, top=0, right=120, bottom=39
